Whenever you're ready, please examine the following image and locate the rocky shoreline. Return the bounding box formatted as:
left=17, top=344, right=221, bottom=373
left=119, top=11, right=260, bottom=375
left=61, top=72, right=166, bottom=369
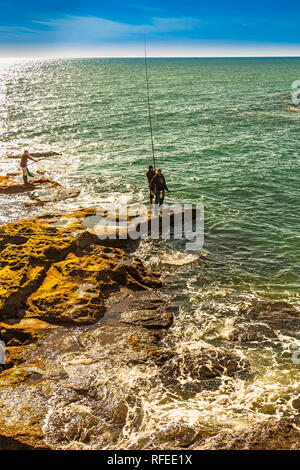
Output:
left=0, top=179, right=299, bottom=449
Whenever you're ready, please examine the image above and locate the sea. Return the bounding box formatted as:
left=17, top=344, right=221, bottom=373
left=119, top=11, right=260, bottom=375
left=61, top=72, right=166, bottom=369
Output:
left=0, top=57, right=299, bottom=447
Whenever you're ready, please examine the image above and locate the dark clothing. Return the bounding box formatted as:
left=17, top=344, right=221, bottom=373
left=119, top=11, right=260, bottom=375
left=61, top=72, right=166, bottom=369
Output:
left=20, top=154, right=28, bottom=168
left=151, top=173, right=168, bottom=213
left=146, top=170, right=156, bottom=205
left=150, top=173, right=168, bottom=193
left=146, top=170, right=156, bottom=185
left=155, top=190, right=164, bottom=206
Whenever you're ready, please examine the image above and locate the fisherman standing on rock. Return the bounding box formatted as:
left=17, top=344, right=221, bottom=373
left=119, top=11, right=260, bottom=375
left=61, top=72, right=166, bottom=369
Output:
left=20, top=150, right=37, bottom=185
left=150, top=168, right=170, bottom=211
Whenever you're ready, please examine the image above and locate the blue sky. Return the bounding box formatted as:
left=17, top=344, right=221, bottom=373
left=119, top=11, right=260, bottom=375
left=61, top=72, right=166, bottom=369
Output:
left=0, top=1, right=300, bottom=57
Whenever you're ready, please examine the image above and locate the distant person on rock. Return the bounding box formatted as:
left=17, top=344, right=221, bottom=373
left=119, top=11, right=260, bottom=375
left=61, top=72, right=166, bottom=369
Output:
left=20, top=150, right=37, bottom=184
left=150, top=168, right=170, bottom=210
left=146, top=165, right=156, bottom=205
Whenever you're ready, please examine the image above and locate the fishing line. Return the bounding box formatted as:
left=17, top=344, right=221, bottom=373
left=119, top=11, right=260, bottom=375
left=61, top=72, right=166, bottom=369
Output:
left=144, top=35, right=156, bottom=169
left=27, top=156, right=54, bottom=166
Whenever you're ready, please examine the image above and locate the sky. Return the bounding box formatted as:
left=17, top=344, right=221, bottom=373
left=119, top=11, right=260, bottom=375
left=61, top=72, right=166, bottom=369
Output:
left=0, top=1, right=300, bottom=58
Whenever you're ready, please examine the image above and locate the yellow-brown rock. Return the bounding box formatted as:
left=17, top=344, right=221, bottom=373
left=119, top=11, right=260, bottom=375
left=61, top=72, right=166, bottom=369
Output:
left=0, top=174, right=60, bottom=195
left=0, top=218, right=80, bottom=319
left=0, top=361, right=53, bottom=449
left=0, top=211, right=164, bottom=448
left=0, top=319, right=55, bottom=366
left=26, top=250, right=155, bottom=325
left=0, top=216, right=161, bottom=325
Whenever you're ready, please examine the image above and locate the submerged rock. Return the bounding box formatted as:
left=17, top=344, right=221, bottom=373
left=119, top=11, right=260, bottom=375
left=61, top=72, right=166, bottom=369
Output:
left=144, top=423, right=220, bottom=450
left=120, top=309, right=173, bottom=329
left=25, top=187, right=81, bottom=206
left=229, top=299, right=300, bottom=343
left=198, top=418, right=300, bottom=450
left=0, top=171, right=79, bottom=204
left=0, top=214, right=166, bottom=449
left=0, top=271, right=252, bottom=450
left=161, top=344, right=250, bottom=381
left=118, top=294, right=173, bottom=330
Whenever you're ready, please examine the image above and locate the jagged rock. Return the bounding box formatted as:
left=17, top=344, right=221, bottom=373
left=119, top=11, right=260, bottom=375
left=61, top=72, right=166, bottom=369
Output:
left=0, top=435, right=47, bottom=450
left=25, top=187, right=81, bottom=206
left=106, top=290, right=168, bottom=316
left=0, top=214, right=162, bottom=380
left=144, top=423, right=220, bottom=450
left=81, top=319, right=172, bottom=367
left=287, top=105, right=300, bottom=113
left=229, top=300, right=300, bottom=343
left=25, top=251, right=157, bottom=325
left=198, top=418, right=300, bottom=450
left=0, top=219, right=79, bottom=319
left=0, top=282, right=251, bottom=450
left=0, top=291, right=173, bottom=449
left=0, top=175, right=60, bottom=195
left=0, top=319, right=56, bottom=368
left=0, top=360, right=59, bottom=449
left=120, top=310, right=173, bottom=329
left=292, top=396, right=300, bottom=410
left=0, top=318, right=53, bottom=346
left=228, top=322, right=276, bottom=343
left=0, top=318, right=55, bottom=366
left=35, top=206, right=198, bottom=248
left=0, top=217, right=160, bottom=324
left=161, top=345, right=250, bottom=381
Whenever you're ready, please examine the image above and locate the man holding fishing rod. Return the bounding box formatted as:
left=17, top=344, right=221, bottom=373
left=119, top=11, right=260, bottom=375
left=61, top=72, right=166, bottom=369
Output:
left=20, top=150, right=37, bottom=185
left=150, top=168, right=170, bottom=212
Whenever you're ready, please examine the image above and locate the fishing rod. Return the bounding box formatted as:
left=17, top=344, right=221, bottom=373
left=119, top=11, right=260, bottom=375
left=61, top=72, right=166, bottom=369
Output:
left=27, top=156, right=54, bottom=166
left=144, top=35, right=156, bottom=169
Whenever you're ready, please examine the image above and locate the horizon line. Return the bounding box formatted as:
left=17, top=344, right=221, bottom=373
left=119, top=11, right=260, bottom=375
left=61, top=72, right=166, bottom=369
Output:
left=1, top=55, right=300, bottom=60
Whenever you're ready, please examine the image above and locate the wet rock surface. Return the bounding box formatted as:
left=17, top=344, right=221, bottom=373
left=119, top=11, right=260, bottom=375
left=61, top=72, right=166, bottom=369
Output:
left=118, top=294, right=173, bottom=330
left=0, top=171, right=79, bottom=205
left=197, top=418, right=300, bottom=450
left=161, top=345, right=250, bottom=381
left=0, top=271, right=251, bottom=449
left=25, top=187, right=81, bottom=206
left=228, top=300, right=300, bottom=343
left=0, top=215, right=168, bottom=449
left=120, top=309, right=173, bottom=329
left=0, top=174, right=60, bottom=195
left=0, top=289, right=173, bottom=449
left=0, top=211, right=298, bottom=450
left=0, top=216, right=161, bottom=368
left=143, top=423, right=220, bottom=450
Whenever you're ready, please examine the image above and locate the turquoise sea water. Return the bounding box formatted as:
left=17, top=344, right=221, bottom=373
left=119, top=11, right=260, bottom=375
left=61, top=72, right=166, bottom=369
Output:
left=1, top=57, right=299, bottom=299
left=1, top=58, right=300, bottom=442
